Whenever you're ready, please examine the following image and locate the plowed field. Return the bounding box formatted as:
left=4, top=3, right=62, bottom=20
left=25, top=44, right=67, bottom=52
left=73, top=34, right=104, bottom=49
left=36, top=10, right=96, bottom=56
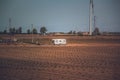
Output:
left=0, top=41, right=120, bottom=80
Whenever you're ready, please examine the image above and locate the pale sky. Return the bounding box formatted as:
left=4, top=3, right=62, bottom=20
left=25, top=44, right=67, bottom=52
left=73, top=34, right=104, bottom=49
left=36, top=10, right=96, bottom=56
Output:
left=0, top=0, right=120, bottom=33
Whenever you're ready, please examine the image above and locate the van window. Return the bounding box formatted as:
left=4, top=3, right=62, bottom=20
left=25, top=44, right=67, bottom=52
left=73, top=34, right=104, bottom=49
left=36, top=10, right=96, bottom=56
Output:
left=56, top=40, right=58, bottom=42
left=59, top=40, right=62, bottom=42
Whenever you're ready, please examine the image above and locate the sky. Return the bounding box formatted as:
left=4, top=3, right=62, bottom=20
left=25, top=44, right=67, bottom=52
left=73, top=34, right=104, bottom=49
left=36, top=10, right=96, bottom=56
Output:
left=0, top=0, right=120, bottom=33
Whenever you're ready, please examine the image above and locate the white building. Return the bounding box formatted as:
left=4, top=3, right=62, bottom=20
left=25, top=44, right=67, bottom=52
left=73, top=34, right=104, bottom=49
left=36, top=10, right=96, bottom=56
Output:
left=52, top=39, right=67, bottom=45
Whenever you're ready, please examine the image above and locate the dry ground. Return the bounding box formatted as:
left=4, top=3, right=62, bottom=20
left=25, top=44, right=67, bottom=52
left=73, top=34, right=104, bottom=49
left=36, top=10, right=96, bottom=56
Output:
left=0, top=36, right=120, bottom=80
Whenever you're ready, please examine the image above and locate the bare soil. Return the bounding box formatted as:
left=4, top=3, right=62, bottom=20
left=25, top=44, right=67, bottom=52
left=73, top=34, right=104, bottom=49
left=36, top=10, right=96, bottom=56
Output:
left=0, top=35, right=120, bottom=80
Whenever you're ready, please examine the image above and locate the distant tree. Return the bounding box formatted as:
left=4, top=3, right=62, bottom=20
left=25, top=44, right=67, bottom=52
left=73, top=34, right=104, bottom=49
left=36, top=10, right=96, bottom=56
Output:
left=68, top=30, right=72, bottom=34
left=3, top=30, right=7, bottom=34
left=9, top=28, right=12, bottom=34
left=0, top=31, right=3, bottom=34
left=40, top=26, right=47, bottom=35
left=12, top=27, right=16, bottom=34
left=77, top=31, right=83, bottom=36
left=16, top=29, right=19, bottom=34
left=93, top=27, right=100, bottom=35
left=73, top=31, right=76, bottom=34
left=27, top=29, right=31, bottom=34
left=32, top=28, right=37, bottom=34
left=9, top=27, right=15, bottom=34
left=18, top=27, right=22, bottom=34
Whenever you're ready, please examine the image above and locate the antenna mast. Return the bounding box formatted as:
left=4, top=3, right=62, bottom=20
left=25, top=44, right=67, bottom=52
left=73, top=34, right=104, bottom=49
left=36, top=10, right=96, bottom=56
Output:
left=94, top=16, right=96, bottom=29
left=9, top=18, right=12, bottom=33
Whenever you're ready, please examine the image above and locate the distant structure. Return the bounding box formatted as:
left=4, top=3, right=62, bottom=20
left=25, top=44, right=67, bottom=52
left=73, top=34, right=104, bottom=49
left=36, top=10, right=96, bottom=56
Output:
left=89, top=0, right=94, bottom=35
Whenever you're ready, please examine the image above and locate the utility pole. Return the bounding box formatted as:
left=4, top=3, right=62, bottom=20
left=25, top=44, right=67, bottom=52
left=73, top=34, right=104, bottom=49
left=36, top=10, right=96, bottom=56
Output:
left=9, top=18, right=11, bottom=33
left=31, top=24, right=33, bottom=43
left=9, top=18, right=12, bottom=39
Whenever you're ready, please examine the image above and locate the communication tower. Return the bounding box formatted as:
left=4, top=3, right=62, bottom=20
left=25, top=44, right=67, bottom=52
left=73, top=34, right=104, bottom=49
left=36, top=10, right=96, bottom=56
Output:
left=89, top=0, right=94, bottom=35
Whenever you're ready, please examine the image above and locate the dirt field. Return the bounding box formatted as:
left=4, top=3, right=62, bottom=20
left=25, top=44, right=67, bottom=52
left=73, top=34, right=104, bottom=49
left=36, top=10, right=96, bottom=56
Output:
left=0, top=36, right=120, bottom=80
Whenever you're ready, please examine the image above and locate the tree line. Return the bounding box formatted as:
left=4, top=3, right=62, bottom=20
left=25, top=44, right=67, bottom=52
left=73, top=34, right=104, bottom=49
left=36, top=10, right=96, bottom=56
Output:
left=1, top=26, right=100, bottom=36
left=27, top=26, right=47, bottom=35
left=68, top=27, right=100, bottom=36
left=0, top=26, right=47, bottom=35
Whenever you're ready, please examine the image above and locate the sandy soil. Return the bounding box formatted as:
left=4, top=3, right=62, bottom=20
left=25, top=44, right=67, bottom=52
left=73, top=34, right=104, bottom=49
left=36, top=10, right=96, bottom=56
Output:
left=0, top=41, right=120, bottom=80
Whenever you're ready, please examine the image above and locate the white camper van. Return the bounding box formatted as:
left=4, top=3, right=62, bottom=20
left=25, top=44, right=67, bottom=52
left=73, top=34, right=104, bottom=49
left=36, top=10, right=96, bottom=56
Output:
left=52, top=39, right=66, bottom=45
